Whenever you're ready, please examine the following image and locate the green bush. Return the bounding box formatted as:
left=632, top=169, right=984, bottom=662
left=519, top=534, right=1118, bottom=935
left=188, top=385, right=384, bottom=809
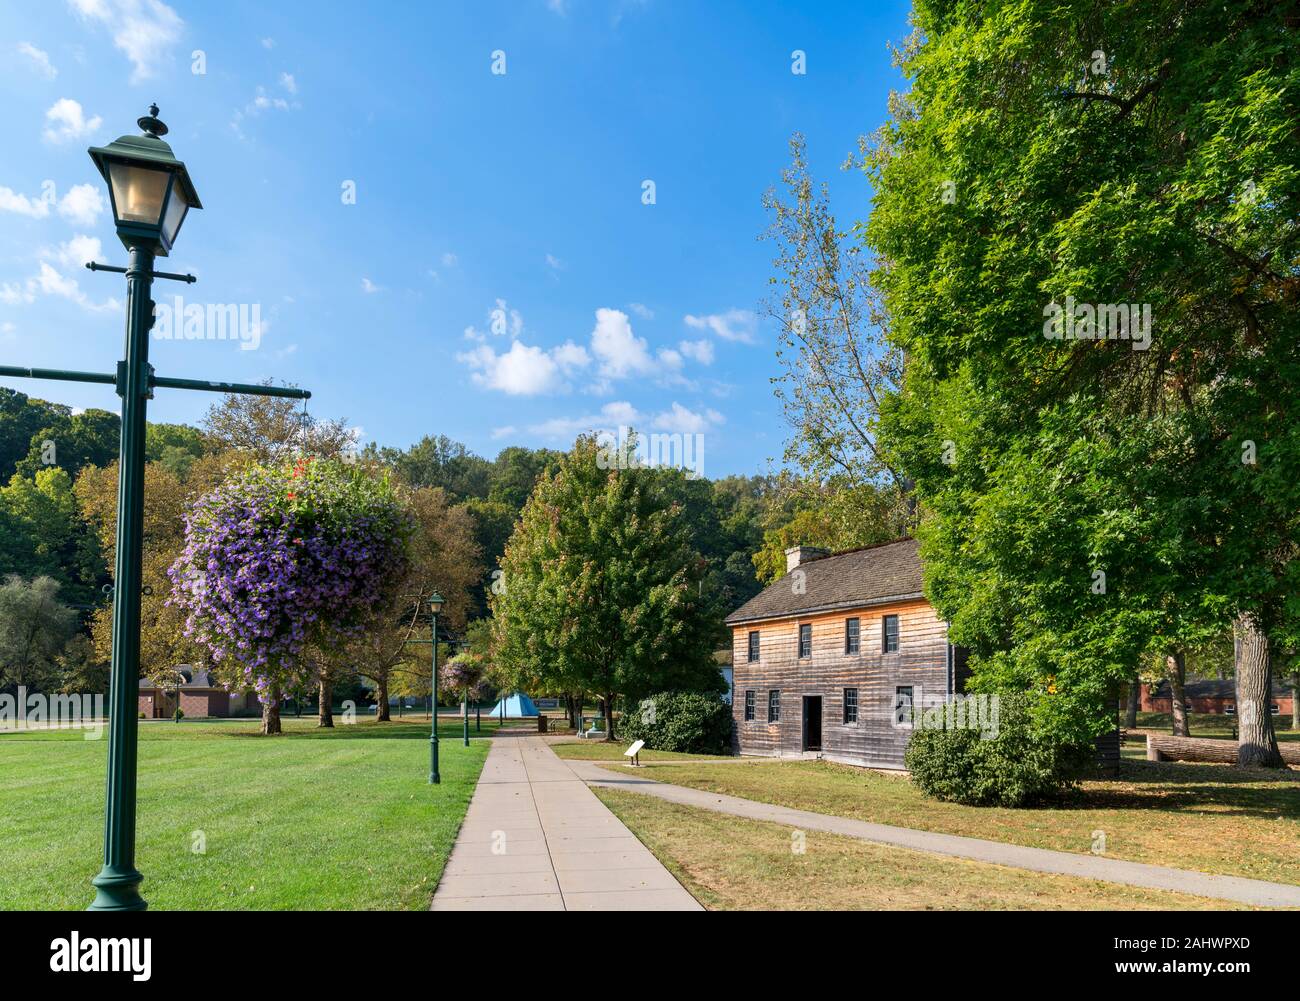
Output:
left=904, top=691, right=1095, bottom=807
left=618, top=691, right=733, bottom=755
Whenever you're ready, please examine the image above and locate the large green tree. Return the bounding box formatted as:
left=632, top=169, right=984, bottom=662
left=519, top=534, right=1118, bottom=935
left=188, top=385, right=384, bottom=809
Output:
left=866, top=0, right=1298, bottom=762
left=490, top=434, right=723, bottom=738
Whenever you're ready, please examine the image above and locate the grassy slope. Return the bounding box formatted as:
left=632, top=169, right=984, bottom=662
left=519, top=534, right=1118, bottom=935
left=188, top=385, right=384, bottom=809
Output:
left=0, top=718, right=490, bottom=910
left=594, top=757, right=1300, bottom=887
left=592, top=787, right=1249, bottom=910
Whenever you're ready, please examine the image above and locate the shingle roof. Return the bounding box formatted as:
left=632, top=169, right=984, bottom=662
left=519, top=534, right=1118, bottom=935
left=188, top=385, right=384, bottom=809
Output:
left=725, top=537, right=924, bottom=625
left=1148, top=678, right=1295, bottom=700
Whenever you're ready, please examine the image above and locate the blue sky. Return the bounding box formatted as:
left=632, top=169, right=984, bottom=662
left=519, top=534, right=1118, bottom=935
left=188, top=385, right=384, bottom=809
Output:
left=0, top=0, right=908, bottom=478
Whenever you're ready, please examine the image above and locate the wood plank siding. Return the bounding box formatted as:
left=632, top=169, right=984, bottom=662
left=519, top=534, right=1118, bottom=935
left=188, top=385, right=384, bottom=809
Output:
left=730, top=598, right=953, bottom=770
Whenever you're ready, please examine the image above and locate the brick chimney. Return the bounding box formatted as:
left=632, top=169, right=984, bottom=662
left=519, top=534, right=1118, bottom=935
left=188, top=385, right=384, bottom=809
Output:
left=784, top=545, right=830, bottom=574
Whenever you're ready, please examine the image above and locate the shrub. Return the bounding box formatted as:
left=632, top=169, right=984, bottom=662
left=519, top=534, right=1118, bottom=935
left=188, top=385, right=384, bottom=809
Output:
left=619, top=691, right=733, bottom=755
left=904, top=691, right=1095, bottom=807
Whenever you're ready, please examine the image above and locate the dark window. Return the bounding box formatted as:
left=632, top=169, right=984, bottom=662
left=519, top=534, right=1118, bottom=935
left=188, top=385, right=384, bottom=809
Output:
left=747, top=631, right=760, bottom=663
left=768, top=689, right=781, bottom=723
left=894, top=685, right=914, bottom=726
left=845, top=617, right=860, bottom=655
left=744, top=690, right=755, bottom=722
left=843, top=688, right=858, bottom=724
left=798, top=624, right=812, bottom=659
left=882, top=614, right=900, bottom=653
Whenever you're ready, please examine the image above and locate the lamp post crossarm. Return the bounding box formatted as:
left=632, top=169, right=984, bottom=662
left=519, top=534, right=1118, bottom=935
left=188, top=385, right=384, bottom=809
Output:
left=0, top=365, right=310, bottom=401
left=86, top=261, right=197, bottom=284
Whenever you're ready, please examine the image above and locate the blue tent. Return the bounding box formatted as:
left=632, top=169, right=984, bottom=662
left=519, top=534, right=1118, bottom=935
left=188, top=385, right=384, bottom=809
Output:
left=487, top=692, right=539, bottom=718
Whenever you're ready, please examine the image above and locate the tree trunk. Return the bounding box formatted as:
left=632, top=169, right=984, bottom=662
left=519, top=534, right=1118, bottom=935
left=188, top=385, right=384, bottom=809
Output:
left=1234, top=613, right=1284, bottom=768
left=375, top=673, right=390, bottom=722
left=1166, top=650, right=1189, bottom=737
left=1125, top=674, right=1140, bottom=730
left=318, top=678, right=334, bottom=728
left=603, top=692, right=615, bottom=741
left=565, top=692, right=576, bottom=729
left=1290, top=672, right=1299, bottom=733
left=261, top=684, right=282, bottom=735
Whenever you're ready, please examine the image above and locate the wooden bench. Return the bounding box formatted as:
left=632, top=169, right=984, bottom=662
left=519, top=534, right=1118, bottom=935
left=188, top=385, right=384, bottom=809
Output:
left=1146, top=734, right=1300, bottom=765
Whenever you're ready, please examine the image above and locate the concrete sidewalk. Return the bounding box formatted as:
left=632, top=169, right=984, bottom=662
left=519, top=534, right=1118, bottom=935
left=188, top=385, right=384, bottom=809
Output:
left=569, top=760, right=1300, bottom=910
left=431, top=731, right=702, bottom=911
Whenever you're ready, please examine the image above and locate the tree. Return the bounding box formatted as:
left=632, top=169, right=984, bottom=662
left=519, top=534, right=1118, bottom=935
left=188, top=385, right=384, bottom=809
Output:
left=168, top=457, right=411, bottom=734
left=15, top=408, right=120, bottom=481
left=491, top=434, right=723, bottom=739
left=864, top=0, right=1298, bottom=761
left=488, top=446, right=563, bottom=510
left=0, top=389, right=66, bottom=482
left=76, top=455, right=235, bottom=686
left=202, top=386, right=353, bottom=464
left=0, top=468, right=102, bottom=607
left=0, top=575, right=77, bottom=691
left=763, top=133, right=906, bottom=495
left=381, top=434, right=491, bottom=502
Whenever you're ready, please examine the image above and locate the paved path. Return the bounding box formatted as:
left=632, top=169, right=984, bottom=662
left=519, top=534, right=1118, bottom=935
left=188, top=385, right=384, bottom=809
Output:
left=431, top=732, right=702, bottom=911
left=568, top=760, right=1300, bottom=909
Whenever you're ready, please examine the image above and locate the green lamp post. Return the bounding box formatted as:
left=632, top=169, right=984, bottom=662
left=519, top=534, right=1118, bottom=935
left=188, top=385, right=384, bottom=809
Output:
left=87, top=106, right=198, bottom=912
left=428, top=592, right=443, bottom=784
left=1, top=106, right=310, bottom=910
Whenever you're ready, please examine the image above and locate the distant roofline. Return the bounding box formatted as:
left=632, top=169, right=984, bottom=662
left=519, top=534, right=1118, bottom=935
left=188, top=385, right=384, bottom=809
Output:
left=725, top=590, right=926, bottom=626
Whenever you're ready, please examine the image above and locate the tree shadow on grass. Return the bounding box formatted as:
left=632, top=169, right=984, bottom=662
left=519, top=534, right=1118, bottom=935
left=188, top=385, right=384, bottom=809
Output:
left=1057, top=759, right=1300, bottom=819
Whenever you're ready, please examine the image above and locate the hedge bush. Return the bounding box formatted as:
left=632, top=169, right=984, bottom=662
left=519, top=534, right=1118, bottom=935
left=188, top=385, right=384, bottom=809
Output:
left=618, top=691, right=733, bottom=755
left=904, top=691, right=1095, bottom=807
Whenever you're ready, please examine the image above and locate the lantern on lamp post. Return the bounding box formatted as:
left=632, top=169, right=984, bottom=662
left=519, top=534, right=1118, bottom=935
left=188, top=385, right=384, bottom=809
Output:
left=428, top=592, right=444, bottom=784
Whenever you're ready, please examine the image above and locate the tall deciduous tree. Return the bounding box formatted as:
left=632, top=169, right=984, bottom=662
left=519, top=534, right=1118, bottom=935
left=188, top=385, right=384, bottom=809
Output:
left=0, top=575, right=77, bottom=690
left=491, top=434, right=723, bottom=739
left=866, top=0, right=1297, bottom=761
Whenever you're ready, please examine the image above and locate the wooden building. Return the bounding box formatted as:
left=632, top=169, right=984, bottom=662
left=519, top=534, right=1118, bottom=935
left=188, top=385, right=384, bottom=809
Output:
left=725, top=538, right=969, bottom=770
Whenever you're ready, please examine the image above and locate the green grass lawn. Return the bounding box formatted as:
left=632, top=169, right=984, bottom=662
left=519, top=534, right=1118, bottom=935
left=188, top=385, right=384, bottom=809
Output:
left=597, top=756, right=1300, bottom=887
left=0, top=717, right=491, bottom=910
left=1134, top=711, right=1298, bottom=740
left=592, top=787, right=1250, bottom=911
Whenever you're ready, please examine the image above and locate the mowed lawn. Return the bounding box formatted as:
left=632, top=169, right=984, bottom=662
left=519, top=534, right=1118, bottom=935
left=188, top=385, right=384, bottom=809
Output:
left=0, top=717, right=492, bottom=910
left=592, top=756, right=1300, bottom=888
left=592, top=788, right=1248, bottom=910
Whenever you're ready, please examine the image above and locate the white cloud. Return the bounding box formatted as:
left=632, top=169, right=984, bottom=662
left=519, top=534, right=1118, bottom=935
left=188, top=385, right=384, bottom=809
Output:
left=441, top=252, right=459, bottom=267
left=628, top=302, right=654, bottom=319
left=0, top=186, right=52, bottom=219
left=69, top=0, right=184, bottom=83
left=51, top=234, right=102, bottom=270
left=547, top=0, right=570, bottom=13
left=18, top=42, right=57, bottom=79
left=458, top=340, right=564, bottom=396
left=57, top=183, right=104, bottom=226
left=545, top=252, right=565, bottom=272
left=11, top=259, right=119, bottom=312
left=279, top=72, right=298, bottom=94
left=528, top=401, right=646, bottom=440
left=591, top=308, right=656, bottom=378
left=260, top=37, right=275, bottom=49
left=679, top=338, right=714, bottom=364
left=684, top=308, right=758, bottom=344
left=652, top=402, right=725, bottom=434
left=589, top=307, right=684, bottom=383
left=491, top=425, right=517, bottom=439
left=43, top=98, right=102, bottom=143
left=361, top=278, right=384, bottom=294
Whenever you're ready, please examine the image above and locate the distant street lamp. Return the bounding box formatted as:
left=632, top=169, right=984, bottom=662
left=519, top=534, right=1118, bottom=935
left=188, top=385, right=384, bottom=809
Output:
left=428, top=592, right=443, bottom=784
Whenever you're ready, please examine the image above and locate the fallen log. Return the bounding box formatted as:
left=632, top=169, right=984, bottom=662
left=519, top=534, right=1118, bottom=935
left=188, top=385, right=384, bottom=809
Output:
left=1146, top=733, right=1300, bottom=766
